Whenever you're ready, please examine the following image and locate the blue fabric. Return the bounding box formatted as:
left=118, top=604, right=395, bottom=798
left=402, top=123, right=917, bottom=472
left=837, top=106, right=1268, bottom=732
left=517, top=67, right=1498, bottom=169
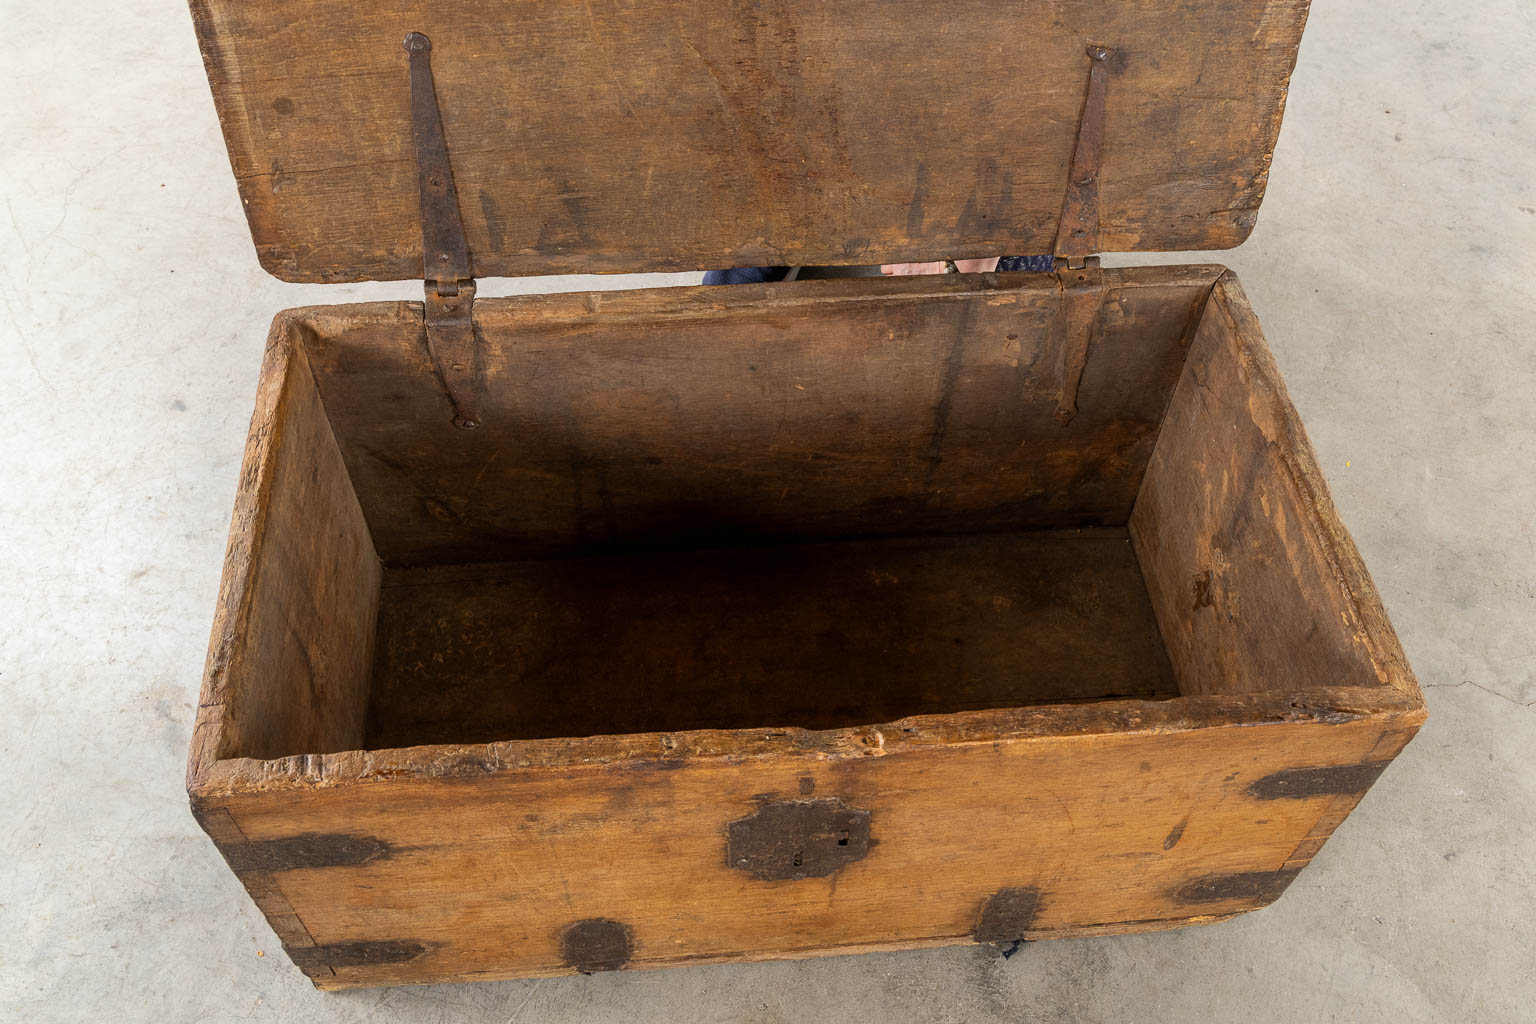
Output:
left=997, top=254, right=1056, bottom=273
left=702, top=266, right=789, bottom=286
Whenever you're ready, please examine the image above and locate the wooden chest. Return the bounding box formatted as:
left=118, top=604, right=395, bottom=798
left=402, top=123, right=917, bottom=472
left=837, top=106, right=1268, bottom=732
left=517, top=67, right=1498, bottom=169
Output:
left=187, top=0, right=1424, bottom=989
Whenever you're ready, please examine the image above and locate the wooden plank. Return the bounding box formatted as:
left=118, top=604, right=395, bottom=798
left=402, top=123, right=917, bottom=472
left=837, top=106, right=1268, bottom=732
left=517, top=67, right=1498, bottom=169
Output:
left=1129, top=272, right=1422, bottom=700
left=187, top=0, right=1310, bottom=281
left=189, top=315, right=383, bottom=773
left=191, top=701, right=1421, bottom=988
left=365, top=528, right=1177, bottom=749
left=298, top=266, right=1219, bottom=566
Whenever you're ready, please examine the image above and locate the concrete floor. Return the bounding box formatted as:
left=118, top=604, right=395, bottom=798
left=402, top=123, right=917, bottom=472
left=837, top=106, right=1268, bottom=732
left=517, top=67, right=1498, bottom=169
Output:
left=4, top=0, right=1533, bottom=1020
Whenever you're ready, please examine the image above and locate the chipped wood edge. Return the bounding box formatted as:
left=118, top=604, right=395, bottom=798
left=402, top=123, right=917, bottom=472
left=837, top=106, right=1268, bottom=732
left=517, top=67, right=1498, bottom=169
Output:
left=189, top=694, right=1425, bottom=800
left=187, top=312, right=304, bottom=793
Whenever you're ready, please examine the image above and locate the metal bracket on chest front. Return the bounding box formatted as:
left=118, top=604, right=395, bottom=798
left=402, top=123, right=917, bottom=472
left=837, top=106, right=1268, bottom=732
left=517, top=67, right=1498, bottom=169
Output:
left=405, top=32, right=481, bottom=429
left=726, top=799, right=872, bottom=881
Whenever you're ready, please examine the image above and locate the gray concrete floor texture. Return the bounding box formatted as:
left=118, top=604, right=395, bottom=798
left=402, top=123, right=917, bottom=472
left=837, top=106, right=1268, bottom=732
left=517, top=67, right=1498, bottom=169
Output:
left=3, top=1, right=1533, bottom=1021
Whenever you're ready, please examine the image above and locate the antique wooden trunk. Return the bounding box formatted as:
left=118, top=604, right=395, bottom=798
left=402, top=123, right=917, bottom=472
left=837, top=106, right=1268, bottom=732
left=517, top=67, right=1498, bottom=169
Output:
left=187, top=0, right=1424, bottom=989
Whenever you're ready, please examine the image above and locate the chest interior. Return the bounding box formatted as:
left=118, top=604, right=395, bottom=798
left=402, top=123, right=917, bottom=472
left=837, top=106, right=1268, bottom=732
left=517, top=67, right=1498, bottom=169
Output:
left=215, top=265, right=1392, bottom=762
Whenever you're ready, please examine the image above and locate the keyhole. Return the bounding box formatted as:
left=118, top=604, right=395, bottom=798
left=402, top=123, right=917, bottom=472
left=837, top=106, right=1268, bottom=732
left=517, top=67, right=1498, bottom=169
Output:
left=792, top=850, right=804, bottom=867
left=837, top=832, right=849, bottom=847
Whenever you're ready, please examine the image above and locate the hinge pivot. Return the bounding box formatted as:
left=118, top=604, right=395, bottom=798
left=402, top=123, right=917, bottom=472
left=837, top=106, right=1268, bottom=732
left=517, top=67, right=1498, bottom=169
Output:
left=405, top=32, right=480, bottom=429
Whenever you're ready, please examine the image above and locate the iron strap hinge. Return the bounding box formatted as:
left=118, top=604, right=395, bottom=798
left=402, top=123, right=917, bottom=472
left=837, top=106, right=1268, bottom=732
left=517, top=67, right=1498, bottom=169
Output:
left=1053, top=45, right=1112, bottom=269
left=1051, top=255, right=1103, bottom=426
left=1049, top=45, right=1114, bottom=425
left=405, top=32, right=480, bottom=430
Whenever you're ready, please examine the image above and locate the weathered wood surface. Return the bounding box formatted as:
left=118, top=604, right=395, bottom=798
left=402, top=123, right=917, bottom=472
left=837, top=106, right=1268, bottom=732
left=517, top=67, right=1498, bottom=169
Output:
left=300, top=267, right=1218, bottom=566
left=189, top=318, right=382, bottom=772
left=1130, top=273, right=1420, bottom=699
left=187, top=0, right=1310, bottom=281
left=191, top=698, right=1420, bottom=988
left=366, top=528, right=1177, bottom=749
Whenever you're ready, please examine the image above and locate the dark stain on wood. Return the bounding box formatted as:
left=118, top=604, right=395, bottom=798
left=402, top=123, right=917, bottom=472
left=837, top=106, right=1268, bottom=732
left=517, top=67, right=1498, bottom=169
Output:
left=727, top=799, right=871, bottom=881
left=559, top=918, right=634, bottom=973
left=1247, top=761, right=1392, bottom=800
left=1175, top=869, right=1300, bottom=905
left=974, top=887, right=1043, bottom=942
left=284, top=939, right=433, bottom=971
left=906, top=163, right=930, bottom=238
left=479, top=191, right=506, bottom=252
left=921, top=300, right=977, bottom=492
left=1192, top=569, right=1215, bottom=609
left=221, top=833, right=392, bottom=873
left=1163, top=819, right=1188, bottom=850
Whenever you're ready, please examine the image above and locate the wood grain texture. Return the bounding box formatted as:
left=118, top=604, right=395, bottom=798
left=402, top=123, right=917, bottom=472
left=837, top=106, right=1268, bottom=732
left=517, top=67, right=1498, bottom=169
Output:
left=1129, top=273, right=1421, bottom=700
left=190, top=697, right=1421, bottom=988
left=189, top=316, right=382, bottom=773
left=365, top=528, right=1177, bottom=749
left=186, top=0, right=1310, bottom=281
left=299, top=267, right=1218, bottom=566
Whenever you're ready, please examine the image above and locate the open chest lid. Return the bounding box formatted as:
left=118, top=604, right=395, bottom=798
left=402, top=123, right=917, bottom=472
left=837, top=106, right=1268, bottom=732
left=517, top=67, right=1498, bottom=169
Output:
left=189, top=0, right=1310, bottom=284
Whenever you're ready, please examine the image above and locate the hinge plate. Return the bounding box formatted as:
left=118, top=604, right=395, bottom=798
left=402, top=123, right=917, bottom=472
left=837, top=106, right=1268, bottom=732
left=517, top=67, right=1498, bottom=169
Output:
left=1052, top=256, right=1104, bottom=425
